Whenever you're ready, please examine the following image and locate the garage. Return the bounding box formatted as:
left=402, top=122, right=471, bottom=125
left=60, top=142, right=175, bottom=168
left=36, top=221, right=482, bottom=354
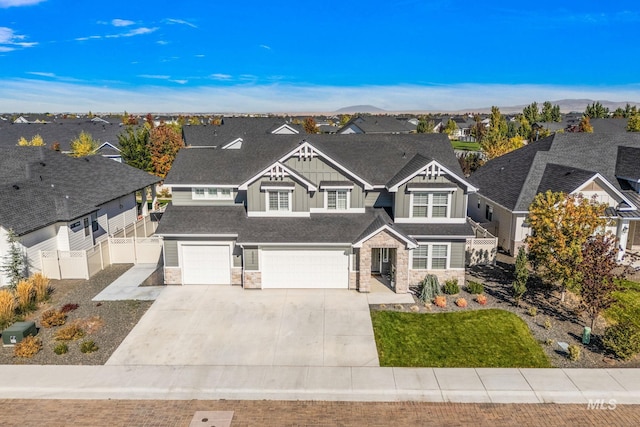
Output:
left=261, top=248, right=349, bottom=289
left=181, top=245, right=231, bottom=285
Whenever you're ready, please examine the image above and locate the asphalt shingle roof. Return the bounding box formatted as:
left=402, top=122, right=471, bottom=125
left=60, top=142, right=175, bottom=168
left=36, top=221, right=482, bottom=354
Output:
left=0, top=122, right=124, bottom=152
left=0, top=147, right=160, bottom=235
left=470, top=133, right=640, bottom=211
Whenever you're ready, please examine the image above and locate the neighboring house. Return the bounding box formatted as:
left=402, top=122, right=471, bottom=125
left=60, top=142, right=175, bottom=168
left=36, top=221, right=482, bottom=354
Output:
left=590, top=118, right=629, bottom=134
left=0, top=146, right=160, bottom=285
left=337, top=116, right=417, bottom=134
left=156, top=133, right=478, bottom=292
left=0, top=121, right=125, bottom=161
left=468, top=133, right=640, bottom=259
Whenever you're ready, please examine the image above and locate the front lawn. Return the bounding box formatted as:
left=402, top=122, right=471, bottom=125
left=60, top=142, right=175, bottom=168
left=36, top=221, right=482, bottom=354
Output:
left=451, top=140, right=481, bottom=151
left=371, top=309, right=551, bottom=368
left=606, top=280, right=640, bottom=329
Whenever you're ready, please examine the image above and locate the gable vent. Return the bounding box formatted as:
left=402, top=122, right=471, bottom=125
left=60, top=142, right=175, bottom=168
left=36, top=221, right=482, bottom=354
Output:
left=423, top=163, right=442, bottom=178
left=294, top=143, right=317, bottom=160
left=268, top=164, right=289, bottom=179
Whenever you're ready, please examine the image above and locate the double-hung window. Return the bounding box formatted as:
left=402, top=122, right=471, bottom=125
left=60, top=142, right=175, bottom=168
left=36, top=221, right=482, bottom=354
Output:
left=268, top=191, right=290, bottom=212
left=412, top=244, right=448, bottom=270
left=327, top=190, right=348, bottom=210
left=411, top=192, right=450, bottom=218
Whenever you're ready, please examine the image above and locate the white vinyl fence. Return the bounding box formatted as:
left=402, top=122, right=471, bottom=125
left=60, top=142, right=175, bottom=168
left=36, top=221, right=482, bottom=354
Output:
left=40, top=217, right=161, bottom=280
left=465, top=218, right=498, bottom=266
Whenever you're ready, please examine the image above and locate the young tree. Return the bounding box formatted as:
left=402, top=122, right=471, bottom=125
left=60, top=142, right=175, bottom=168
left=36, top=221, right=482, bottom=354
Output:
left=522, top=102, right=540, bottom=124
left=148, top=124, right=184, bottom=178
left=584, top=101, right=609, bottom=119
left=627, top=113, right=640, bottom=132
left=578, top=234, right=619, bottom=331
left=416, top=117, right=434, bottom=133
left=541, top=101, right=554, bottom=122
left=2, top=229, right=26, bottom=288
left=578, top=116, right=593, bottom=133
left=443, top=118, right=458, bottom=136
left=303, top=117, right=318, bottom=134
left=118, top=126, right=152, bottom=172
left=17, top=134, right=45, bottom=146
left=526, top=191, right=608, bottom=302
left=512, top=246, right=529, bottom=307
left=70, top=131, right=99, bottom=157
left=470, top=115, right=487, bottom=142
left=457, top=152, right=484, bottom=176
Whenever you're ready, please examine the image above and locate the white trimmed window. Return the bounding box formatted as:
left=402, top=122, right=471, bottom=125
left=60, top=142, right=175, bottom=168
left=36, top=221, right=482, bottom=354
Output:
left=327, top=190, right=348, bottom=210
left=192, top=187, right=233, bottom=200
left=268, top=190, right=291, bottom=212
left=411, top=192, right=450, bottom=218
left=412, top=244, right=449, bottom=270
left=485, top=204, right=493, bottom=221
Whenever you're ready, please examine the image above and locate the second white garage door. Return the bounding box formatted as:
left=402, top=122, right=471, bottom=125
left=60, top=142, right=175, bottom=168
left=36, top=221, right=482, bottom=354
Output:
left=181, top=245, right=230, bottom=285
left=261, top=248, right=349, bottom=289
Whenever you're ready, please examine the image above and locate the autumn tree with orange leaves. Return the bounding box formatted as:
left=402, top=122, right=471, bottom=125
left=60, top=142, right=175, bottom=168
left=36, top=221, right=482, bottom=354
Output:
left=149, top=124, right=183, bottom=178
left=525, top=191, right=607, bottom=302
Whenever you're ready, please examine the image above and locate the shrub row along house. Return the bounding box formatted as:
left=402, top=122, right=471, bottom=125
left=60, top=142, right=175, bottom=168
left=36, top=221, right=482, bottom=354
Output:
left=468, top=133, right=640, bottom=259
left=157, top=131, right=478, bottom=291
left=0, top=146, right=160, bottom=285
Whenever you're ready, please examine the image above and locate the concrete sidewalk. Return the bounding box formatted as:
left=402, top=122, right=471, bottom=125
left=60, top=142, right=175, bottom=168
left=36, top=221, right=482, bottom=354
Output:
left=92, top=263, right=165, bottom=301
left=2, top=365, right=639, bottom=404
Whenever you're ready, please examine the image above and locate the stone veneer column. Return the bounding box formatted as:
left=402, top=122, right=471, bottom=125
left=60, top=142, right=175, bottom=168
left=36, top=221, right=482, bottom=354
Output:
left=357, top=230, right=410, bottom=294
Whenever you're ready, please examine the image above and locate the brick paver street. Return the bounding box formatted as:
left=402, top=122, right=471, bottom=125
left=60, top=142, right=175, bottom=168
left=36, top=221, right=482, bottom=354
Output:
left=0, top=400, right=639, bottom=427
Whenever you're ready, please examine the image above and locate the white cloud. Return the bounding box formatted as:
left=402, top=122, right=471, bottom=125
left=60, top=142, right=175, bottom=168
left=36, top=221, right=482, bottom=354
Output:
left=170, top=79, right=188, bottom=85
left=260, top=44, right=271, bottom=50
left=112, top=19, right=135, bottom=27
left=27, top=71, right=55, bottom=77
left=0, top=26, right=36, bottom=51
left=165, top=18, right=197, bottom=28
left=210, top=73, right=232, bottom=81
left=156, top=40, right=169, bottom=45
left=105, top=27, right=158, bottom=38
left=2, top=79, right=640, bottom=114
left=0, top=0, right=46, bottom=8
left=138, top=75, right=171, bottom=80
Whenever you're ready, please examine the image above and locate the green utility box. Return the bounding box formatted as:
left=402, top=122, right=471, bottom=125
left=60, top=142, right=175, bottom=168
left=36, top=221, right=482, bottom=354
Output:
left=2, top=321, right=37, bottom=346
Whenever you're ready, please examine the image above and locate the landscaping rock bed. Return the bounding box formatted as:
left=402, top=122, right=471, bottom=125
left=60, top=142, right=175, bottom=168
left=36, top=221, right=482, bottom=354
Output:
left=0, top=264, right=152, bottom=365
left=371, top=252, right=640, bottom=369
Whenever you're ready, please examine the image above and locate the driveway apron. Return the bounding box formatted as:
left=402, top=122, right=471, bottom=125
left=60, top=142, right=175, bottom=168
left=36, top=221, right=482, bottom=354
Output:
left=106, top=286, right=380, bottom=367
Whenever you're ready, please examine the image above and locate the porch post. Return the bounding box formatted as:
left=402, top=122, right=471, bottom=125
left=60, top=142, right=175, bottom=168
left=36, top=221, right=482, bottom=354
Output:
left=358, top=245, right=371, bottom=293
left=617, top=219, right=630, bottom=262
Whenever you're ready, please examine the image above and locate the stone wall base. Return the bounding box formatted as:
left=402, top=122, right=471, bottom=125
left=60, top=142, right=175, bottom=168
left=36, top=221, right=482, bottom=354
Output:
left=164, top=267, right=182, bottom=285
left=409, top=269, right=465, bottom=288
left=243, top=271, right=262, bottom=289
left=349, top=272, right=357, bottom=290
left=231, top=268, right=242, bottom=286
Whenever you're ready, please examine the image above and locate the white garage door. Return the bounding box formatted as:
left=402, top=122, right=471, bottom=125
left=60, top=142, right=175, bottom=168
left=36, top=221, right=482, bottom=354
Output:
left=261, top=248, right=349, bottom=289
left=181, top=245, right=230, bottom=285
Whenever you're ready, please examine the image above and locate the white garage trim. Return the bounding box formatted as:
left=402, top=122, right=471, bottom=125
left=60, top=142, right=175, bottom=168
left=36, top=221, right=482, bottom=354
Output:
left=178, top=241, right=233, bottom=285
left=261, top=247, right=349, bottom=289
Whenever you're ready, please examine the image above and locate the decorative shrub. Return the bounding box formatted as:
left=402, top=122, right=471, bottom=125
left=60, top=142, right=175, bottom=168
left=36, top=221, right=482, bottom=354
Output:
left=80, top=340, right=98, bottom=354
left=30, top=273, right=50, bottom=303
left=434, top=295, right=446, bottom=308
left=466, top=281, right=484, bottom=295
left=544, top=318, right=552, bottom=330
left=14, top=336, right=42, bottom=358
left=527, top=307, right=538, bottom=317
left=409, top=305, right=420, bottom=312
left=41, top=309, right=66, bottom=328
left=568, top=344, right=581, bottom=361
left=442, top=279, right=460, bottom=295
left=394, top=304, right=404, bottom=311
left=54, top=323, right=85, bottom=341
left=475, top=294, right=487, bottom=305
left=15, top=279, right=34, bottom=314
left=53, top=342, right=68, bottom=355
left=418, top=275, right=441, bottom=303
left=544, top=339, right=554, bottom=346
left=601, top=323, right=640, bottom=361
left=0, top=289, right=16, bottom=329
left=60, top=303, right=79, bottom=313
left=455, top=298, right=468, bottom=308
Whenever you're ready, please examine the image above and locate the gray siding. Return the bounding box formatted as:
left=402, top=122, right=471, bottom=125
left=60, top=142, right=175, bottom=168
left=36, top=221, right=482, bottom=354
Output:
left=450, top=241, right=466, bottom=269
left=172, top=187, right=242, bottom=206
left=247, top=178, right=308, bottom=212
left=395, top=175, right=466, bottom=219
left=164, top=240, right=178, bottom=266
left=284, top=156, right=365, bottom=209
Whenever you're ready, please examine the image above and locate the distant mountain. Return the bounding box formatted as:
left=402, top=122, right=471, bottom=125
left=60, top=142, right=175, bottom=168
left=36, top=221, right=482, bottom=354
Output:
left=334, top=105, right=386, bottom=113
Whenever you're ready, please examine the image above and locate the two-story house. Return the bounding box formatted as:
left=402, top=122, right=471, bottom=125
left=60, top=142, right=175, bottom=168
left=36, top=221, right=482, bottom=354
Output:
left=157, top=132, right=477, bottom=292
left=468, top=133, right=640, bottom=260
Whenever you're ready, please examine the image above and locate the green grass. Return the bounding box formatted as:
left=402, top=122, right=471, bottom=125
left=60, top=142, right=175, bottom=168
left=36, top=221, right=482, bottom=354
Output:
left=371, top=309, right=551, bottom=368
left=606, top=280, right=640, bottom=329
left=451, top=140, right=481, bottom=151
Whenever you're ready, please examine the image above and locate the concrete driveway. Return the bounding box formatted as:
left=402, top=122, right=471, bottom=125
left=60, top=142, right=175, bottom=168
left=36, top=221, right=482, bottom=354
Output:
left=107, top=286, right=381, bottom=367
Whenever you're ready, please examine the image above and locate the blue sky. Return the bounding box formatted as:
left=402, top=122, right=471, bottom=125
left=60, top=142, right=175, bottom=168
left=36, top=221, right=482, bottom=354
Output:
left=1, top=0, right=640, bottom=112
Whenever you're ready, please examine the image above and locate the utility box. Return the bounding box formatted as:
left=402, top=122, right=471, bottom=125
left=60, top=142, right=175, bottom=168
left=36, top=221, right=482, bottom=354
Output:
left=2, top=321, right=37, bottom=346
left=582, top=326, right=591, bottom=344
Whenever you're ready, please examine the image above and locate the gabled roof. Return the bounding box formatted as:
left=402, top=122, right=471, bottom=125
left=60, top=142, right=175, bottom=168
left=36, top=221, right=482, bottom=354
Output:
left=182, top=118, right=304, bottom=147
left=238, top=161, right=317, bottom=191
left=337, top=116, right=416, bottom=134
left=470, top=133, right=640, bottom=212
left=386, top=154, right=477, bottom=193
left=164, top=133, right=465, bottom=189
left=616, top=146, right=640, bottom=181
left=0, top=147, right=160, bottom=235
left=352, top=213, right=418, bottom=249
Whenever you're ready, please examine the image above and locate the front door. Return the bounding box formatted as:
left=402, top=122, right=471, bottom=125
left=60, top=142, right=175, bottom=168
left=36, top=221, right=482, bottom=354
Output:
left=371, top=248, right=381, bottom=274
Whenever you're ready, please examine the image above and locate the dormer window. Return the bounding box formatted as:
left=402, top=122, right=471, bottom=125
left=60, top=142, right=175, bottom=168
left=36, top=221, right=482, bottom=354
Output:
left=327, top=190, right=348, bottom=210
left=411, top=192, right=450, bottom=218
left=192, top=187, right=233, bottom=200
left=267, top=190, right=291, bottom=212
